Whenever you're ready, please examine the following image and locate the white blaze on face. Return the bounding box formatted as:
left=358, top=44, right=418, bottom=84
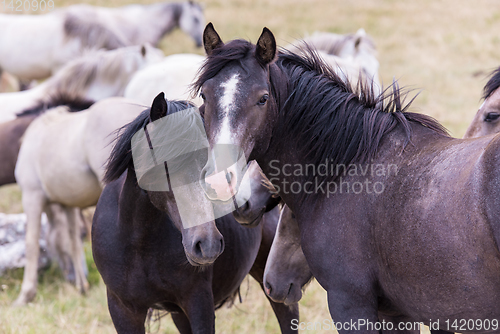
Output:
left=217, top=73, right=240, bottom=144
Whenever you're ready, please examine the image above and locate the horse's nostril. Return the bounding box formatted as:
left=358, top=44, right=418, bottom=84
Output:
left=195, top=241, right=202, bottom=255
left=219, top=238, right=224, bottom=253
left=264, top=281, right=272, bottom=294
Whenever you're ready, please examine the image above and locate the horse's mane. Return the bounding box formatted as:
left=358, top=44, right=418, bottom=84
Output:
left=16, top=92, right=94, bottom=117
left=16, top=47, right=143, bottom=117
left=46, top=46, right=145, bottom=98
left=272, top=48, right=449, bottom=185
left=483, top=67, right=500, bottom=100
left=103, top=99, right=195, bottom=184
left=63, top=7, right=129, bottom=49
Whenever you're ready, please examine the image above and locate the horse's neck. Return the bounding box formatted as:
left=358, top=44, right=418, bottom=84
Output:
left=119, top=171, right=170, bottom=238
left=121, top=3, right=182, bottom=45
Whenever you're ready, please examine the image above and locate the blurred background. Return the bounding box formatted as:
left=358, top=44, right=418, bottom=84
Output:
left=1, top=0, right=498, bottom=332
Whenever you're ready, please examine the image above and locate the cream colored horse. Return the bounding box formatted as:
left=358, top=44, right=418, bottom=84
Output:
left=124, top=53, right=205, bottom=106
left=0, top=44, right=163, bottom=124
left=13, top=98, right=146, bottom=305
left=0, top=1, right=204, bottom=81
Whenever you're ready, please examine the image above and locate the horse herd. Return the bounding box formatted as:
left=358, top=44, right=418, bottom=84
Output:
left=1, top=2, right=500, bottom=334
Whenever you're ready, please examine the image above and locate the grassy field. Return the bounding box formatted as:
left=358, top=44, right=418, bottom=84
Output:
left=1, top=0, right=498, bottom=332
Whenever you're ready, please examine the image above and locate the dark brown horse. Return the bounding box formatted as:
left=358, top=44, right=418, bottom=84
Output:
left=464, top=67, right=500, bottom=138
left=93, top=93, right=298, bottom=333
left=196, top=24, right=500, bottom=333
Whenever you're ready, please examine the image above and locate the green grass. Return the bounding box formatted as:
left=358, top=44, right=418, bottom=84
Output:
left=1, top=0, right=497, bottom=332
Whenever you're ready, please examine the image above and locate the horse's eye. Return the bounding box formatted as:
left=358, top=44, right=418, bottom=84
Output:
left=258, top=94, right=269, bottom=106
left=291, top=213, right=296, bottom=219
left=485, top=112, right=500, bottom=122
left=200, top=92, right=206, bottom=101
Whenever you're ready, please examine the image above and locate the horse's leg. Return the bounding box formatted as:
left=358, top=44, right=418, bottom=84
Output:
left=45, top=203, right=74, bottom=282
left=327, top=289, right=379, bottom=334
left=64, top=206, right=89, bottom=294
left=171, top=312, right=193, bottom=334
left=181, top=289, right=215, bottom=334
left=13, top=190, right=46, bottom=306
left=107, top=289, right=148, bottom=334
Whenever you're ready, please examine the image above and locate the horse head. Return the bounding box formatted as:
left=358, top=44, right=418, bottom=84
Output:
left=196, top=23, right=279, bottom=203
left=105, top=92, right=224, bottom=266
left=464, top=67, right=500, bottom=138
left=263, top=204, right=312, bottom=305
left=179, top=1, right=205, bottom=47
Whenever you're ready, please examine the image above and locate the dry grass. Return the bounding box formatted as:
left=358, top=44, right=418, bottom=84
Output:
left=0, top=0, right=497, bottom=332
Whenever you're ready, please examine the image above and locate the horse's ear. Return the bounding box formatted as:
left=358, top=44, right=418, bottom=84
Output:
left=150, top=92, right=168, bottom=121
left=255, top=27, right=277, bottom=66
left=203, top=22, right=224, bottom=55
left=354, top=28, right=366, bottom=50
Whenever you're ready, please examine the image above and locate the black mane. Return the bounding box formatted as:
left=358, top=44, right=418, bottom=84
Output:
left=103, top=99, right=195, bottom=184
left=483, top=67, right=500, bottom=100
left=16, top=92, right=95, bottom=117
left=272, top=48, right=449, bottom=183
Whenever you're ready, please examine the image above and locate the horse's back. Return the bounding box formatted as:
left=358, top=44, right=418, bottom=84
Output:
left=0, top=12, right=71, bottom=79
left=366, top=131, right=500, bottom=320
left=83, top=97, right=147, bottom=182
left=124, top=54, right=205, bottom=106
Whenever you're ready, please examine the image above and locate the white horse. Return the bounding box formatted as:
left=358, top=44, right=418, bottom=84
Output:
left=124, top=53, right=205, bottom=106
left=0, top=1, right=204, bottom=81
left=286, top=29, right=381, bottom=95
left=13, top=97, right=149, bottom=305
left=0, top=44, right=163, bottom=124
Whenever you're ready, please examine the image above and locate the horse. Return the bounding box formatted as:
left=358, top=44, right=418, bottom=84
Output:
left=196, top=24, right=500, bottom=333
left=93, top=93, right=298, bottom=333
left=0, top=44, right=163, bottom=124
left=0, top=1, right=203, bottom=81
left=12, top=97, right=153, bottom=305
left=0, top=44, right=161, bottom=185
left=286, top=29, right=381, bottom=95
left=464, top=67, right=500, bottom=138
left=124, top=53, right=205, bottom=107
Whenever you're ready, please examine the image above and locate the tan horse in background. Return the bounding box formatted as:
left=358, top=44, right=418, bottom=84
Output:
left=13, top=98, right=146, bottom=305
